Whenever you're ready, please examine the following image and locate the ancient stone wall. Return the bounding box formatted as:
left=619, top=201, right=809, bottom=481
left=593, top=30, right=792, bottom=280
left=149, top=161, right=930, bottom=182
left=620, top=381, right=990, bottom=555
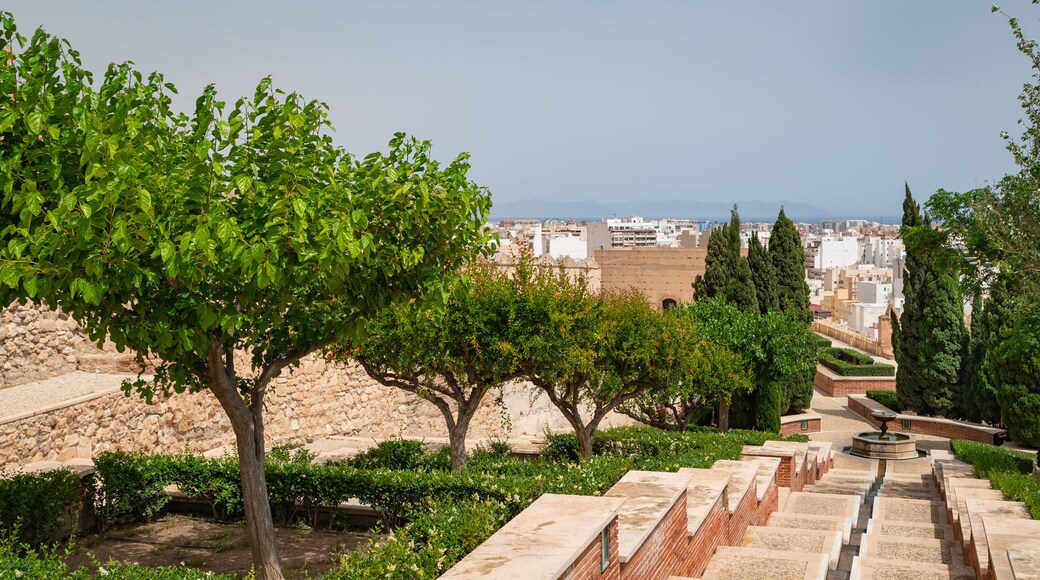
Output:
left=0, top=302, right=134, bottom=387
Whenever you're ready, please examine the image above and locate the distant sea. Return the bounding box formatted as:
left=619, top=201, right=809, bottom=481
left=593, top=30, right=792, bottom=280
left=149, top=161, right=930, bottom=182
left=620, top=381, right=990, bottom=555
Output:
left=489, top=198, right=899, bottom=224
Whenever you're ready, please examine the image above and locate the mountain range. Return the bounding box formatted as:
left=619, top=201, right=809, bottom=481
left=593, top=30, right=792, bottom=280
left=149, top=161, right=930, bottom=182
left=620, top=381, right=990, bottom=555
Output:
left=489, top=198, right=895, bottom=223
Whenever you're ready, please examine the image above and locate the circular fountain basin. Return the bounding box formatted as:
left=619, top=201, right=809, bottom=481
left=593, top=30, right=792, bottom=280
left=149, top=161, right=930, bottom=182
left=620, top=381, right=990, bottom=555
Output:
left=850, top=432, right=919, bottom=460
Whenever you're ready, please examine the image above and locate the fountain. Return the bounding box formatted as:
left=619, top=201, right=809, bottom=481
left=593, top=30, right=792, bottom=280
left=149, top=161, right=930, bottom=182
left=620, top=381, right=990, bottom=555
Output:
left=850, top=410, right=918, bottom=460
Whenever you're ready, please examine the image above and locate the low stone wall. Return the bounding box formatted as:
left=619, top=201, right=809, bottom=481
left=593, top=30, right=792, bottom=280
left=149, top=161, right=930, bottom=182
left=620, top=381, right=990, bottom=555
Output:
left=814, top=365, right=896, bottom=397
left=846, top=394, right=1005, bottom=444
left=780, top=412, right=821, bottom=435
left=812, top=321, right=893, bottom=359
left=0, top=352, right=630, bottom=467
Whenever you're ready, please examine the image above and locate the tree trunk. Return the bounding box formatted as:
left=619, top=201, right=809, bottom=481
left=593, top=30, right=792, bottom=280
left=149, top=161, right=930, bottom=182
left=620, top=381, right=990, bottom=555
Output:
left=232, top=414, right=284, bottom=580
left=206, top=348, right=284, bottom=580
left=577, top=427, right=595, bottom=460
left=448, top=422, right=469, bottom=472
left=718, top=399, right=730, bottom=433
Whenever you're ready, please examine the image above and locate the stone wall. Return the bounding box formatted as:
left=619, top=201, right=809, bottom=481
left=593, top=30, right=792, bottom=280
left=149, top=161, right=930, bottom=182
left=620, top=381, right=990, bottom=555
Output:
left=0, top=302, right=135, bottom=387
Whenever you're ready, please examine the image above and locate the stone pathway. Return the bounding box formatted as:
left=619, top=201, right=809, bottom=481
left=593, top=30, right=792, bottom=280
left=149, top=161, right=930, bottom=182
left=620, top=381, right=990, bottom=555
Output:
left=0, top=371, right=133, bottom=421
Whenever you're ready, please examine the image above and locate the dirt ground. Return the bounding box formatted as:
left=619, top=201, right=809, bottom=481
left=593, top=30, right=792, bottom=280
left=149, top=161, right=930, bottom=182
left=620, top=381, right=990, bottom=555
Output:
left=67, top=515, right=377, bottom=578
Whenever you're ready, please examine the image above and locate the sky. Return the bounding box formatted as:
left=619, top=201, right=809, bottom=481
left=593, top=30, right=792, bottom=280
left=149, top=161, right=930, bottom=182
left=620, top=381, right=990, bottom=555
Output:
left=5, top=1, right=1040, bottom=219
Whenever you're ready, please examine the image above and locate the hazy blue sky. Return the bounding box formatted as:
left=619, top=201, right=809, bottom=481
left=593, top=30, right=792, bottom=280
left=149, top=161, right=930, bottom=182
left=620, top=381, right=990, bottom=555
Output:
left=6, top=1, right=1039, bottom=217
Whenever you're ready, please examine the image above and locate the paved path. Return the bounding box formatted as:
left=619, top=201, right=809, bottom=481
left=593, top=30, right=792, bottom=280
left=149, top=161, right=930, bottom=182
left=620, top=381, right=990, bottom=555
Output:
left=0, top=371, right=132, bottom=421
left=814, top=331, right=896, bottom=367
left=806, top=387, right=950, bottom=455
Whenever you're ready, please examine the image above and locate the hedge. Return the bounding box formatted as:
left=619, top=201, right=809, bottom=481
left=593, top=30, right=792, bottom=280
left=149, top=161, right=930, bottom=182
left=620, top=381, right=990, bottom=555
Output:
left=820, top=347, right=895, bottom=377
left=951, top=439, right=1040, bottom=519
left=866, top=390, right=901, bottom=412
left=0, top=469, right=84, bottom=547
left=812, top=335, right=832, bottom=349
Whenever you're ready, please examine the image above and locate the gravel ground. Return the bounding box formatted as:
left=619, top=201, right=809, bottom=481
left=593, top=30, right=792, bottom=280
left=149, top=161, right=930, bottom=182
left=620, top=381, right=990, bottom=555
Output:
left=716, top=557, right=807, bottom=580
left=875, top=540, right=953, bottom=564
left=0, top=371, right=132, bottom=420
left=746, top=531, right=825, bottom=552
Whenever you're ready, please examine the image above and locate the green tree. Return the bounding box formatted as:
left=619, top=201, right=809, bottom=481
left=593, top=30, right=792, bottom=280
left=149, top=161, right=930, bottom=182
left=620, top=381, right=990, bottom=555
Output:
left=724, top=206, right=759, bottom=313
left=967, top=291, right=1002, bottom=425
left=618, top=312, right=753, bottom=432
left=748, top=232, right=778, bottom=315
left=527, top=283, right=671, bottom=460
left=0, top=17, right=491, bottom=579
left=342, top=261, right=525, bottom=472
left=768, top=208, right=812, bottom=323
left=896, top=187, right=967, bottom=417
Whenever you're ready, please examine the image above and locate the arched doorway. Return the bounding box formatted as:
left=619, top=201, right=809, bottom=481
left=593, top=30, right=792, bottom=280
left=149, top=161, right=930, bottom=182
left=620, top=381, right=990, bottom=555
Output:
left=661, top=298, right=677, bottom=310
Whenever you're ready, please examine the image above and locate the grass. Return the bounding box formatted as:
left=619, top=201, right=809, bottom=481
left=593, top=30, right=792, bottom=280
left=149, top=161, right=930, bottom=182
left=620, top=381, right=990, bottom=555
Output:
left=950, top=439, right=1040, bottom=519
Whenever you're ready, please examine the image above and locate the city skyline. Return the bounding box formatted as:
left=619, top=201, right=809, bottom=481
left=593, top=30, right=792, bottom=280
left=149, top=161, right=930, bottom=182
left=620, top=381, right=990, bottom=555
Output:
left=5, top=1, right=1037, bottom=217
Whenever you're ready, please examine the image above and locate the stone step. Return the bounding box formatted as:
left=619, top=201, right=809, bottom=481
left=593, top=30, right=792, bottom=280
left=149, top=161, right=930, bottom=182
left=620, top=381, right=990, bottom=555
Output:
left=872, top=497, right=947, bottom=525
left=831, top=454, right=879, bottom=474
left=984, top=516, right=1040, bottom=580
left=884, top=457, right=934, bottom=476
left=961, top=498, right=1031, bottom=578
left=865, top=520, right=956, bottom=541
left=952, top=488, right=1007, bottom=543
left=849, top=556, right=976, bottom=580
left=784, top=492, right=862, bottom=523
left=739, top=526, right=842, bottom=570
left=767, top=512, right=854, bottom=544
left=876, top=487, right=941, bottom=500
left=701, top=546, right=829, bottom=580
left=820, top=472, right=877, bottom=483
left=802, top=483, right=870, bottom=497
left=858, top=535, right=962, bottom=566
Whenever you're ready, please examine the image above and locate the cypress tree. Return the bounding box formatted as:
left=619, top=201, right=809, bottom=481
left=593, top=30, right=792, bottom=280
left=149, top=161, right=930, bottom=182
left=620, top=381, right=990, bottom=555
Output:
left=768, top=208, right=812, bottom=323
left=694, top=226, right=730, bottom=300
left=748, top=232, right=778, bottom=315
left=724, top=206, right=758, bottom=313
left=895, top=185, right=967, bottom=416
left=964, top=292, right=1001, bottom=425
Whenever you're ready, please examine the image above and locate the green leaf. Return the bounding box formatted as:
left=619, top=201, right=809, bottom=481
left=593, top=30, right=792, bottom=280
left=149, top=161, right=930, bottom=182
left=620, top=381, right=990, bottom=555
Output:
left=26, top=110, right=43, bottom=135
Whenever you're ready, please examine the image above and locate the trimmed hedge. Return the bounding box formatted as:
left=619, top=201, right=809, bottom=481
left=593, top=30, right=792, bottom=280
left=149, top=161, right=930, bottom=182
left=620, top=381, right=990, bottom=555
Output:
left=812, top=335, right=832, bottom=349
left=866, top=390, right=901, bottom=412
left=820, top=347, right=895, bottom=377
left=951, top=439, right=1040, bottom=519
left=0, top=469, right=83, bottom=547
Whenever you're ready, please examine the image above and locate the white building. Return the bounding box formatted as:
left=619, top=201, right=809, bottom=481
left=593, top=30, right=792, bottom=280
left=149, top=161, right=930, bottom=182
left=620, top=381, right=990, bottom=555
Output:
left=814, top=236, right=860, bottom=269
left=546, top=235, right=587, bottom=260
left=857, top=281, right=893, bottom=305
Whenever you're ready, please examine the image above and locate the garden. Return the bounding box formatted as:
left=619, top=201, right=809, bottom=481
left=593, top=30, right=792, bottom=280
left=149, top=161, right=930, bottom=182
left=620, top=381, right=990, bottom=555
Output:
left=0, top=427, right=807, bottom=579
left=819, top=347, right=895, bottom=377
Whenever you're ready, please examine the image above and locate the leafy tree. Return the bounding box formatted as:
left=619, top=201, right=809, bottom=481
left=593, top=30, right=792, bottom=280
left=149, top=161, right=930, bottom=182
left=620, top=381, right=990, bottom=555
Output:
left=724, top=206, right=759, bottom=313
left=341, top=261, right=528, bottom=472
left=896, top=187, right=967, bottom=417
left=685, top=299, right=817, bottom=432
left=768, top=208, right=812, bottom=323
left=618, top=312, right=753, bottom=432
left=748, top=232, right=778, bottom=315
left=527, top=283, right=672, bottom=460
left=967, top=291, right=1002, bottom=425
left=0, top=16, right=491, bottom=579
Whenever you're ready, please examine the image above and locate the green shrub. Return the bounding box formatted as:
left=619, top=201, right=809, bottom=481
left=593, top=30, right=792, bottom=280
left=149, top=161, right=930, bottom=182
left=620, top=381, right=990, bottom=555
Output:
left=91, top=452, right=173, bottom=532
left=0, top=531, right=236, bottom=579
left=866, top=390, right=901, bottom=412
left=350, top=439, right=428, bottom=471
left=819, top=348, right=896, bottom=377
left=0, top=469, right=83, bottom=547
left=812, top=335, right=833, bottom=349
left=951, top=439, right=1040, bottom=519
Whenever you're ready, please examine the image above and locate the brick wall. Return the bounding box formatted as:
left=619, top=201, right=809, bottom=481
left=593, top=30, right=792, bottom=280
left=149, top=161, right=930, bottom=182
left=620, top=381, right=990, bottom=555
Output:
left=726, top=483, right=757, bottom=546
left=754, top=478, right=779, bottom=526
left=780, top=416, right=821, bottom=435
left=619, top=494, right=688, bottom=580
left=847, top=395, right=1003, bottom=444
left=678, top=494, right=727, bottom=578
left=562, top=517, right=620, bottom=580
left=815, top=367, right=896, bottom=397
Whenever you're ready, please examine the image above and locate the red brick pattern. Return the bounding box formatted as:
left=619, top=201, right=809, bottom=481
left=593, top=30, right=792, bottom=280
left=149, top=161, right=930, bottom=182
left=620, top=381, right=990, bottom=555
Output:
left=779, top=417, right=821, bottom=435
left=726, top=483, right=758, bottom=546
left=678, top=494, right=727, bottom=578
left=847, top=395, right=1002, bottom=444
left=562, top=516, right=620, bottom=580
left=753, top=478, right=779, bottom=526
left=815, top=368, right=896, bottom=397
left=620, top=494, right=689, bottom=580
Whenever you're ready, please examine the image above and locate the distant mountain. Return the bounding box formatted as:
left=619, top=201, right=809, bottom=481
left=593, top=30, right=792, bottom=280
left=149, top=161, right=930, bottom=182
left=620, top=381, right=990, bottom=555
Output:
left=489, top=198, right=839, bottom=222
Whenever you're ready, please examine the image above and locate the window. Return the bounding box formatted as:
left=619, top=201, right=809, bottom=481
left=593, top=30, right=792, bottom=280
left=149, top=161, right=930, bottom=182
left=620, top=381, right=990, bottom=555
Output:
left=662, top=298, right=677, bottom=310
left=800, top=420, right=809, bottom=431
left=600, top=527, right=610, bottom=572
left=901, top=419, right=912, bottom=430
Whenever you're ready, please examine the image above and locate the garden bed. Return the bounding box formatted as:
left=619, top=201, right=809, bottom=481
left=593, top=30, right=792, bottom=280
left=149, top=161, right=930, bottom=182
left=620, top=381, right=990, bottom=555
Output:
left=819, top=347, right=895, bottom=377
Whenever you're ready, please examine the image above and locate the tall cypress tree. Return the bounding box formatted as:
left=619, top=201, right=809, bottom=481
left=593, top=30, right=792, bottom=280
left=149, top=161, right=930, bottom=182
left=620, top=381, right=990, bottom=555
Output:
left=895, top=185, right=967, bottom=416
left=895, top=185, right=926, bottom=411
left=694, top=226, right=730, bottom=300
left=748, top=232, right=778, bottom=315
left=724, top=206, right=759, bottom=313
left=768, top=208, right=812, bottom=323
